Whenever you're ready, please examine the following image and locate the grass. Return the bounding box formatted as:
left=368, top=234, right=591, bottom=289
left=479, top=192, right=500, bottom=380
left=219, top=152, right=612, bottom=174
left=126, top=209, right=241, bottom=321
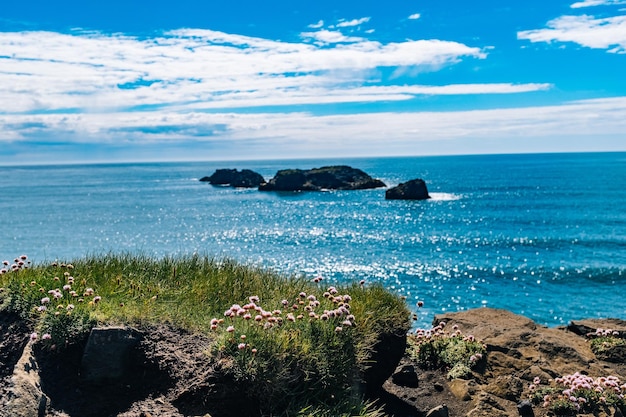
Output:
left=0, top=253, right=411, bottom=416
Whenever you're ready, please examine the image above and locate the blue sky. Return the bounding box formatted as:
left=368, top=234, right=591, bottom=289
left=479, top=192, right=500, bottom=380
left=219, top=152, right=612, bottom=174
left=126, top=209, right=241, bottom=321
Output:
left=1, top=0, right=625, bottom=164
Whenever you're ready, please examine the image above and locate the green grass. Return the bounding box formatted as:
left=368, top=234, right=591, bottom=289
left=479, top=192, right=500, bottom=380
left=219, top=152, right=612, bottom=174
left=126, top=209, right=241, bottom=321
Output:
left=0, top=253, right=411, bottom=416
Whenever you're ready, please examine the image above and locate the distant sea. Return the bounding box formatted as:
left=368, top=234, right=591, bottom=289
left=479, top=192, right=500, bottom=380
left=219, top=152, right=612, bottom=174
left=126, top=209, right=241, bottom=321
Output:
left=1, top=152, right=625, bottom=328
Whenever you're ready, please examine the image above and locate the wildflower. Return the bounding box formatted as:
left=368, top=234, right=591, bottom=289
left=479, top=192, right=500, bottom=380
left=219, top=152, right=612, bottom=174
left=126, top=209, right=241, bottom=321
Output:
left=335, top=326, right=343, bottom=332
left=210, top=324, right=218, bottom=330
left=20, top=255, right=27, bottom=261
left=296, top=314, right=304, bottom=320
left=42, top=333, right=51, bottom=340
left=41, top=297, right=50, bottom=304
left=84, top=288, right=94, bottom=296
left=37, top=306, right=47, bottom=312
left=417, top=300, right=424, bottom=307
left=63, top=284, right=71, bottom=291
left=281, top=299, right=289, bottom=306
left=299, top=292, right=306, bottom=298
left=66, top=304, right=75, bottom=310
left=240, top=335, right=246, bottom=340
left=320, top=314, right=329, bottom=321
left=93, top=296, right=102, bottom=303
left=2, top=261, right=8, bottom=266
left=254, top=315, right=263, bottom=322
left=243, top=313, right=252, bottom=320
left=251, top=348, right=257, bottom=354
left=533, top=377, right=541, bottom=385
left=359, top=279, right=365, bottom=286
left=287, top=313, right=296, bottom=322
left=238, top=343, right=246, bottom=350
left=342, top=320, right=352, bottom=327
left=307, top=295, right=316, bottom=302
left=249, top=295, right=259, bottom=303
left=226, top=326, right=235, bottom=333
left=30, top=332, right=38, bottom=342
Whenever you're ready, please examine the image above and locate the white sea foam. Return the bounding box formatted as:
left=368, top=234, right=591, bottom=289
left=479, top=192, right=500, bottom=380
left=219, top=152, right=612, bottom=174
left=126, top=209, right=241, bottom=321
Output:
left=429, top=192, right=462, bottom=201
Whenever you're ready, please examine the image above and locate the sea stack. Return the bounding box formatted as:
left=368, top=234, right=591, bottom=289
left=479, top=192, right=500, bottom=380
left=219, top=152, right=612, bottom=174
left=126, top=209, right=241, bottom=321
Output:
left=385, top=178, right=430, bottom=200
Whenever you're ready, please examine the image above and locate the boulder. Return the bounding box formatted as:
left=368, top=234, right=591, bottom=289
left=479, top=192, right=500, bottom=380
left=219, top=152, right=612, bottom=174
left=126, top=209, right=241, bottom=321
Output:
left=258, top=165, right=386, bottom=191
left=199, top=169, right=265, bottom=188
left=385, top=179, right=430, bottom=200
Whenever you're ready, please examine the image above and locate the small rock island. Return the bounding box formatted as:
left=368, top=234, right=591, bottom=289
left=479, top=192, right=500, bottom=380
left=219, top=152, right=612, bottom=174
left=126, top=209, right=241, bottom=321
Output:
left=258, top=165, right=386, bottom=191
left=199, top=169, right=265, bottom=188
left=385, top=178, right=430, bottom=200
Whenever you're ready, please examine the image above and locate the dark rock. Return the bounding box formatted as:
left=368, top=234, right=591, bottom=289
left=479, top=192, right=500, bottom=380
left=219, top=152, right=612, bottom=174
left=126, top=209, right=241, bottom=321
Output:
left=364, top=331, right=407, bottom=394
left=81, top=326, right=141, bottom=385
left=200, top=168, right=265, bottom=188
left=385, top=178, right=430, bottom=200
left=517, top=400, right=535, bottom=417
left=392, top=365, right=419, bottom=388
left=258, top=165, right=386, bottom=191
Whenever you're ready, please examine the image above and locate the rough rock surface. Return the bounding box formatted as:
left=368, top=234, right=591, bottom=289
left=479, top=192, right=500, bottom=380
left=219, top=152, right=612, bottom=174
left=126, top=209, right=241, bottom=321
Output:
left=385, top=179, right=431, bottom=200
left=199, top=168, right=265, bottom=188
left=258, top=165, right=386, bottom=191
left=380, top=308, right=626, bottom=417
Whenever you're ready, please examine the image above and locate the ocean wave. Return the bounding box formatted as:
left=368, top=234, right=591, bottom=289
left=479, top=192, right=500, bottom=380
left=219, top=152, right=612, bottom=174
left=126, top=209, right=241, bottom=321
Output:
left=429, top=192, right=462, bottom=201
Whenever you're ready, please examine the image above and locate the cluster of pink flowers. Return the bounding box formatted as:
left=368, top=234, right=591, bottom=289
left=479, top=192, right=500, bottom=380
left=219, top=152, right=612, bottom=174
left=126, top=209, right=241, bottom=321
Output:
left=210, top=287, right=357, bottom=352
left=530, top=372, right=626, bottom=411
left=0, top=255, right=29, bottom=274
left=587, top=328, right=621, bottom=338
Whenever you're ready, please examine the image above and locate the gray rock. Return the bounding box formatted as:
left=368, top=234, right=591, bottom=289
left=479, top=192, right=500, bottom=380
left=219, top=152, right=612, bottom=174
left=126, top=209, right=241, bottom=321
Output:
left=4, top=342, right=49, bottom=417
left=391, top=364, right=418, bottom=388
left=81, top=326, right=141, bottom=385
left=517, top=400, right=535, bottom=417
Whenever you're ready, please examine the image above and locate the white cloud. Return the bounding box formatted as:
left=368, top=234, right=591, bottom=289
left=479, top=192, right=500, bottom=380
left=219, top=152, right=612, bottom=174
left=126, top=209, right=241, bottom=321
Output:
left=308, top=20, right=324, bottom=29
left=571, top=0, right=626, bottom=8
left=300, top=29, right=367, bottom=44
left=408, top=13, right=422, bottom=20
left=518, top=14, right=626, bottom=53
left=336, top=17, right=371, bottom=28
left=0, top=29, right=487, bottom=114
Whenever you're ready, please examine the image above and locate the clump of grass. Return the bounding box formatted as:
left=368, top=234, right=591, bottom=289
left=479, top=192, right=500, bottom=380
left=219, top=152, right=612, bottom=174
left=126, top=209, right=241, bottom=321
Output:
left=0, top=253, right=410, bottom=416
left=528, top=373, right=626, bottom=416
left=0, top=256, right=100, bottom=349
left=407, top=321, right=486, bottom=380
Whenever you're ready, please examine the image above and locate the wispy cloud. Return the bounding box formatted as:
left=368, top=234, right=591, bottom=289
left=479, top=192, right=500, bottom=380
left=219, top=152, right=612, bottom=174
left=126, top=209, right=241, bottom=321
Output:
left=300, top=29, right=367, bottom=44
left=518, top=14, right=626, bottom=53
left=336, top=17, right=371, bottom=28
left=0, top=28, right=490, bottom=116
left=408, top=13, right=422, bottom=20
left=308, top=20, right=324, bottom=29
left=570, top=0, right=626, bottom=8
left=2, top=97, right=624, bottom=159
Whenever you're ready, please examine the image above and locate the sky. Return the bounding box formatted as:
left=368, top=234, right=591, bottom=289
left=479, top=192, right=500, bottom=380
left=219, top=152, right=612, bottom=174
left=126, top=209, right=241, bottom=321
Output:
left=1, top=0, right=625, bottom=164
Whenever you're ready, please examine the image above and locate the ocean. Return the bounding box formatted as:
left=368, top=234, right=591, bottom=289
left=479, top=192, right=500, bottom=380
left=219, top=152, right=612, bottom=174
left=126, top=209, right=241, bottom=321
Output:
left=1, top=152, right=624, bottom=328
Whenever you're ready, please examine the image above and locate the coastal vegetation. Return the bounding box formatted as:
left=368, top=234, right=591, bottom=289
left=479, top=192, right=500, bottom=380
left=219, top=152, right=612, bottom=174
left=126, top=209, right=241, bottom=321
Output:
left=0, top=253, right=410, bottom=416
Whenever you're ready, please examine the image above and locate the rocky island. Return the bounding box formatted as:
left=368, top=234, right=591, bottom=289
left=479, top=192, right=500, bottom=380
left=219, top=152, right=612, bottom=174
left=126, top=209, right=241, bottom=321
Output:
left=385, top=178, right=431, bottom=200
left=258, top=165, right=386, bottom=191
left=199, top=168, right=265, bottom=188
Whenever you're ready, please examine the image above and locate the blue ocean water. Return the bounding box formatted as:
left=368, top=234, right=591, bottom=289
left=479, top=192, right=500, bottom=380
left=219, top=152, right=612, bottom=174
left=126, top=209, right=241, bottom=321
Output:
left=1, top=152, right=624, bottom=328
